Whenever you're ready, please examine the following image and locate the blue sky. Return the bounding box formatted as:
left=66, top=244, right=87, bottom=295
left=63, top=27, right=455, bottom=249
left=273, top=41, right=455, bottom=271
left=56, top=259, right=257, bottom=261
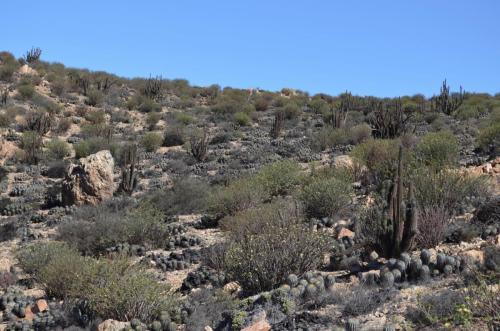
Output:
left=2, top=1, right=499, bottom=97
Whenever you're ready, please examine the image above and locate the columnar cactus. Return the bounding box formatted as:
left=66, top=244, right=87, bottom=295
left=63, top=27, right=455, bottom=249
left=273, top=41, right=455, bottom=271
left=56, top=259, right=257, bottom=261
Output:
left=380, top=146, right=419, bottom=257
left=434, top=79, right=464, bottom=115
left=270, top=110, right=285, bottom=138
left=118, top=144, right=138, bottom=195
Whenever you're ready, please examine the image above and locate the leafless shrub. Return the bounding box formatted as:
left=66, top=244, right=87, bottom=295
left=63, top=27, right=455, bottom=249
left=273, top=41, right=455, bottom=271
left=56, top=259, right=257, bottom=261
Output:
left=416, top=205, right=450, bottom=249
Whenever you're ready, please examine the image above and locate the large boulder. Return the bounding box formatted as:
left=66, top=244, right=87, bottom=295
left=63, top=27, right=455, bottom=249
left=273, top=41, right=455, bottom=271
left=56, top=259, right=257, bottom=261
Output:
left=62, top=150, right=115, bottom=206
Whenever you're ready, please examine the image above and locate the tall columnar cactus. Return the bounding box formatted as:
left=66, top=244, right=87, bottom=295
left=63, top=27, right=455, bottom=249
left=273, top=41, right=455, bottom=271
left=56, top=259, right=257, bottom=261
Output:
left=1, top=88, right=7, bottom=105
left=24, top=47, right=42, bottom=63
left=331, top=91, right=352, bottom=128
left=270, top=111, right=284, bottom=139
left=190, top=128, right=209, bottom=162
left=381, top=146, right=418, bottom=257
left=434, top=79, right=464, bottom=115
left=119, top=144, right=138, bottom=195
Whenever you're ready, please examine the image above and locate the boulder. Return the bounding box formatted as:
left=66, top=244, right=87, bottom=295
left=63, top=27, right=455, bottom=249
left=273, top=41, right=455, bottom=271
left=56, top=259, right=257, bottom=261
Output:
left=33, top=299, right=48, bottom=313
left=62, top=150, right=115, bottom=206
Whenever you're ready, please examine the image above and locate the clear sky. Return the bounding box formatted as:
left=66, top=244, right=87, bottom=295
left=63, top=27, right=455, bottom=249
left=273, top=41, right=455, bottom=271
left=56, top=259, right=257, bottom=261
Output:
left=2, top=1, right=499, bottom=97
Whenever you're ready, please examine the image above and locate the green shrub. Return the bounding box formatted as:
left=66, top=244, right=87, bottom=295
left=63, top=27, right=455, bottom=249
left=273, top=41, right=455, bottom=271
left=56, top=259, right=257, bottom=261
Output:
left=85, top=89, right=104, bottom=106
left=477, top=122, right=500, bottom=154
left=207, top=176, right=265, bottom=217
left=299, top=176, right=352, bottom=219
left=17, top=83, right=35, bottom=100
left=256, top=160, right=302, bottom=197
left=20, top=131, right=42, bottom=164
left=175, top=112, right=194, bottom=125
left=46, top=138, right=71, bottom=160
left=0, top=52, right=20, bottom=81
left=0, top=113, right=12, bottom=128
left=138, top=98, right=161, bottom=113
left=74, top=137, right=118, bottom=159
left=415, top=131, right=459, bottom=170
left=311, top=128, right=349, bottom=151
left=219, top=200, right=330, bottom=294
left=17, top=242, right=175, bottom=323
left=80, top=123, right=113, bottom=138
left=55, top=118, right=72, bottom=134
left=308, top=97, right=330, bottom=114
left=350, top=138, right=401, bottom=184
left=85, top=110, right=106, bottom=124
left=348, top=124, right=372, bottom=144
left=146, top=112, right=161, bottom=130
left=163, top=126, right=185, bottom=147
left=281, top=102, right=301, bottom=120
left=141, top=132, right=163, bottom=152
left=233, top=111, right=251, bottom=126
left=58, top=202, right=168, bottom=255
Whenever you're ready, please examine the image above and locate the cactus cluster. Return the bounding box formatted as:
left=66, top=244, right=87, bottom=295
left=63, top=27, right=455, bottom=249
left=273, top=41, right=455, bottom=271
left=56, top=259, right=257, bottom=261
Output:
left=1, top=203, right=31, bottom=216
left=277, top=272, right=336, bottom=302
left=165, top=222, right=187, bottom=236
left=150, top=249, right=201, bottom=272
left=165, top=234, right=201, bottom=250
left=124, top=313, right=176, bottom=331
left=181, top=266, right=226, bottom=292
left=106, top=243, right=146, bottom=256
left=434, top=79, right=464, bottom=115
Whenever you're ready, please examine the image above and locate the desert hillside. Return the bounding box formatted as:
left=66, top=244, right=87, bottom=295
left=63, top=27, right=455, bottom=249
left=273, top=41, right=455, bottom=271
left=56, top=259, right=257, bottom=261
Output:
left=0, top=49, right=499, bottom=331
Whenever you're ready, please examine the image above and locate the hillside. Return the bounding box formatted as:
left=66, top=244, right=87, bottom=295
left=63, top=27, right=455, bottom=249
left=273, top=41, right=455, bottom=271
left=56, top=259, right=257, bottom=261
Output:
left=0, top=49, right=499, bottom=331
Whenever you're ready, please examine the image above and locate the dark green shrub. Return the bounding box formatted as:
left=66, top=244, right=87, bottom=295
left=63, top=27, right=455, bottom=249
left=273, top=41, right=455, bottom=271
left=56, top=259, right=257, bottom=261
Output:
left=281, top=102, right=301, bottom=120
left=0, top=113, right=11, bottom=128
left=141, top=132, right=163, bottom=152
left=477, top=122, right=500, bottom=155
left=415, top=131, right=459, bottom=170
left=46, top=138, right=71, bottom=160
left=74, top=137, right=118, bottom=159
left=299, top=176, right=353, bottom=219
left=138, top=98, right=161, bottom=113
left=0, top=52, right=20, bottom=81
left=146, top=112, right=161, bottom=130
left=175, top=112, right=194, bottom=125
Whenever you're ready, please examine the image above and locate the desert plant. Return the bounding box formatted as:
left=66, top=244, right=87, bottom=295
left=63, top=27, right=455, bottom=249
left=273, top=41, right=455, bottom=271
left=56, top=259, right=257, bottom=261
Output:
left=142, top=75, right=163, bottom=101
left=270, top=110, right=285, bottom=139
left=256, top=160, right=302, bottom=197
left=415, top=131, right=459, bottom=170
left=141, top=132, right=163, bottom=152
left=118, top=144, right=138, bottom=195
left=220, top=200, right=330, bottom=294
left=434, top=80, right=465, bottom=115
left=20, top=131, right=42, bottom=164
left=331, top=91, right=352, bottom=128
left=299, top=175, right=352, bottom=219
left=1, top=88, right=7, bottom=105
left=369, top=98, right=413, bottom=138
left=415, top=205, right=450, bottom=249
left=189, top=127, right=209, bottom=162
left=24, top=47, right=42, bottom=63
left=233, top=111, right=251, bottom=126
left=17, top=83, right=35, bottom=100
left=163, top=126, right=185, bottom=147
left=46, top=138, right=71, bottom=160
left=477, top=122, right=500, bottom=156
left=85, top=89, right=104, bottom=106
left=146, top=112, right=162, bottom=130
left=24, top=110, right=53, bottom=135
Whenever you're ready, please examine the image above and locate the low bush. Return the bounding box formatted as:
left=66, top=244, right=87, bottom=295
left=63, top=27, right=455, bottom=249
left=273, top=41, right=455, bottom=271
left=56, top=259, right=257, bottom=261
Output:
left=218, top=200, right=331, bottom=294
left=46, top=138, right=71, bottom=160
left=17, top=242, right=176, bottom=323
left=233, top=111, right=251, bottom=126
left=20, top=131, right=42, bottom=164
left=58, top=202, right=168, bottom=255
left=0, top=113, right=11, bottom=128
left=17, top=83, right=35, bottom=100
left=256, top=160, right=302, bottom=197
left=163, top=126, right=185, bottom=147
left=55, top=118, right=72, bottom=134
left=299, top=176, right=352, bottom=219
left=147, top=177, right=210, bottom=216
left=74, top=137, right=119, bottom=159
left=311, top=128, right=349, bottom=151
left=146, top=112, right=161, bottom=130
left=281, top=102, right=301, bottom=120
left=350, top=138, right=401, bottom=185
left=138, top=98, right=161, bottom=113
left=477, top=122, right=499, bottom=155
left=207, top=176, right=265, bottom=217
left=175, top=112, right=194, bottom=125
left=415, top=131, right=459, bottom=170
left=141, top=132, right=163, bottom=152
left=85, top=89, right=104, bottom=106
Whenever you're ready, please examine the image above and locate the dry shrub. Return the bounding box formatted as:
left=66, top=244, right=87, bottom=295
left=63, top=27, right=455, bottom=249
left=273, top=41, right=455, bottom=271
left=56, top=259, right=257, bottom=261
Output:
left=416, top=205, right=450, bottom=249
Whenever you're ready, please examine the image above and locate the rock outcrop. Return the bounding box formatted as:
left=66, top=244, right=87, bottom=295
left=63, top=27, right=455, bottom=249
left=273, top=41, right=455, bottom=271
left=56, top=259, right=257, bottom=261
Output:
left=62, top=150, right=115, bottom=206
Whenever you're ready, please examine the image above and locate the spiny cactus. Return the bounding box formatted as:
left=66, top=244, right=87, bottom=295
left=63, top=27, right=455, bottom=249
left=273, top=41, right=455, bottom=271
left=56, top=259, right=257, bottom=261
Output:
left=25, top=110, right=53, bottom=135
left=1, top=88, right=7, bottom=105
left=345, top=319, right=360, bottom=331
left=118, top=144, right=138, bottom=195
left=370, top=98, right=412, bottom=138
left=434, top=79, right=464, bottom=115
left=270, top=110, right=285, bottom=138
left=190, top=128, right=209, bottom=162
left=331, top=91, right=352, bottom=128
left=379, top=146, right=418, bottom=257
left=142, top=75, right=163, bottom=101
left=24, top=47, right=42, bottom=63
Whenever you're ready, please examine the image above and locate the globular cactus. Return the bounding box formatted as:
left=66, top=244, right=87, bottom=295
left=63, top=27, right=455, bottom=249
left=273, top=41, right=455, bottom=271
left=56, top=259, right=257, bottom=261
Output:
left=443, top=264, right=453, bottom=275
left=409, top=257, right=423, bottom=279
left=345, top=319, right=360, bottom=331
left=420, top=249, right=431, bottom=265
left=381, top=271, right=395, bottom=288
left=325, top=274, right=336, bottom=288
left=400, top=253, right=411, bottom=268
left=395, top=260, right=406, bottom=274
left=391, top=269, right=402, bottom=282
left=437, top=253, right=447, bottom=271
left=305, top=284, right=317, bottom=298
left=419, top=265, right=431, bottom=282
left=286, top=274, right=298, bottom=287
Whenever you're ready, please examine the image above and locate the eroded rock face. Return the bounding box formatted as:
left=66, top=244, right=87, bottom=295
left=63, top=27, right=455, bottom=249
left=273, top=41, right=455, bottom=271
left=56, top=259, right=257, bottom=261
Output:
left=62, top=150, right=115, bottom=206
